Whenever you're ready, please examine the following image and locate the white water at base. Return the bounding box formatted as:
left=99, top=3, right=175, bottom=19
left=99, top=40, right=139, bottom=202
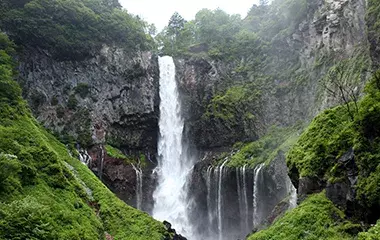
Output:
left=153, top=56, right=194, bottom=237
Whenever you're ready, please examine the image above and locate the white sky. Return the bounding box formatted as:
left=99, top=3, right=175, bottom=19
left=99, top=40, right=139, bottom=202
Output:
left=119, top=0, right=260, bottom=31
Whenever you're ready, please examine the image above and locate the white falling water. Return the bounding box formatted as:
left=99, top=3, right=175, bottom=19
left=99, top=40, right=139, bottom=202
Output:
left=153, top=56, right=194, bottom=237
left=132, top=163, right=143, bottom=210
left=253, top=163, right=264, bottom=228
left=206, top=165, right=214, bottom=228
left=241, top=165, right=249, bottom=233
left=288, top=178, right=298, bottom=209
left=236, top=167, right=243, bottom=232
left=217, top=160, right=229, bottom=240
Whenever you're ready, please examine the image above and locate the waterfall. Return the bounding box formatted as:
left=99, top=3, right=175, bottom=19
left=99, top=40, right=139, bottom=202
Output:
left=253, top=163, right=264, bottom=228
left=79, top=149, right=92, bottom=166
left=237, top=165, right=249, bottom=234
left=206, top=166, right=214, bottom=229
left=217, top=160, right=228, bottom=240
left=243, top=165, right=249, bottom=232
left=152, top=56, right=194, bottom=237
left=236, top=166, right=243, bottom=232
left=288, top=178, right=297, bottom=209
left=132, top=163, right=143, bottom=210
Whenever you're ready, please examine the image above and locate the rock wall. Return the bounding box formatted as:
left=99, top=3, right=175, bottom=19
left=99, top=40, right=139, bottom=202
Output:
left=174, top=0, right=369, bottom=151
left=16, top=45, right=160, bottom=210
left=18, top=46, right=160, bottom=152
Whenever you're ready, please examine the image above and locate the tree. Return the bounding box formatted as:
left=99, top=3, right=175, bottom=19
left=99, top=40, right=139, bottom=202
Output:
left=323, top=61, right=360, bottom=121
left=148, top=24, right=157, bottom=36
left=168, top=12, right=186, bottom=38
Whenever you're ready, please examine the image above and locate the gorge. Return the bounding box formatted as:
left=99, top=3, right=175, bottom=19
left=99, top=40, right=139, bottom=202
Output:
left=1, top=0, right=380, bottom=239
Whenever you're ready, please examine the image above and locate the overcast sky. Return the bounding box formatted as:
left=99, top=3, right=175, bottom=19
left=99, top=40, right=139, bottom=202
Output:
left=119, top=0, right=260, bottom=31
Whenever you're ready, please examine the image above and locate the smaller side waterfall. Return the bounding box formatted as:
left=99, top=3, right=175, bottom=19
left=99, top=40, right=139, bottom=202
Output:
left=217, top=160, right=228, bottom=240
left=236, top=165, right=249, bottom=234
left=132, top=163, right=143, bottom=210
left=288, top=178, right=297, bottom=209
left=203, top=157, right=295, bottom=240
left=253, top=163, right=264, bottom=228
left=206, top=166, right=214, bottom=228
left=79, top=149, right=92, bottom=166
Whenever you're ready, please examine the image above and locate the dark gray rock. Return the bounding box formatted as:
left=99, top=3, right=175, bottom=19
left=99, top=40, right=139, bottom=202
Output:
left=326, top=148, right=358, bottom=216
left=18, top=46, right=160, bottom=153
left=298, top=177, right=325, bottom=199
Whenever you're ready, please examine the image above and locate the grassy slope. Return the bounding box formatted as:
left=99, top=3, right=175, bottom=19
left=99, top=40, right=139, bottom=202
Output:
left=248, top=193, right=356, bottom=240
left=0, top=33, right=167, bottom=240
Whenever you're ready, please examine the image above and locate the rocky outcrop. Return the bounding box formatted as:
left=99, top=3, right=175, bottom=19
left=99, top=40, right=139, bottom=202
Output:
left=18, top=46, right=160, bottom=153
left=82, top=145, right=156, bottom=212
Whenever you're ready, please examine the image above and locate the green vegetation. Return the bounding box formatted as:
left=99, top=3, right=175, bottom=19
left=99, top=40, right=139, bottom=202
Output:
left=0, top=31, right=168, bottom=240
left=105, top=145, right=147, bottom=168
left=359, top=221, right=380, bottom=239
left=105, top=145, right=130, bottom=161
left=287, top=105, right=355, bottom=178
left=67, top=94, right=78, bottom=110
left=202, top=85, right=261, bottom=125
left=75, top=83, right=91, bottom=98
left=288, top=71, right=380, bottom=211
left=248, top=193, right=358, bottom=240
left=0, top=0, right=153, bottom=60
left=213, top=125, right=302, bottom=168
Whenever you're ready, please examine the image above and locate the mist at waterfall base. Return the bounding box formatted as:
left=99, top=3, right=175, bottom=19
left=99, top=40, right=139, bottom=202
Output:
left=150, top=56, right=297, bottom=240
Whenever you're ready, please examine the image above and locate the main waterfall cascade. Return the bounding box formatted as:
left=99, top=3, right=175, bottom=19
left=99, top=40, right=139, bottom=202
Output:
left=153, top=56, right=195, bottom=237
left=151, top=55, right=297, bottom=239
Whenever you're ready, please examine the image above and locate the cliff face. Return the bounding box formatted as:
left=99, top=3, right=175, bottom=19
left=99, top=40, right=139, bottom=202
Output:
left=16, top=45, right=160, bottom=209
left=18, top=46, right=160, bottom=152
left=175, top=0, right=370, bottom=151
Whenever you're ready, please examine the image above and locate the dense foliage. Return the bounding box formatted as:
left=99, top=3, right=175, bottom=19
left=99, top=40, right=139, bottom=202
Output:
left=0, top=0, right=153, bottom=60
left=0, top=33, right=168, bottom=239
